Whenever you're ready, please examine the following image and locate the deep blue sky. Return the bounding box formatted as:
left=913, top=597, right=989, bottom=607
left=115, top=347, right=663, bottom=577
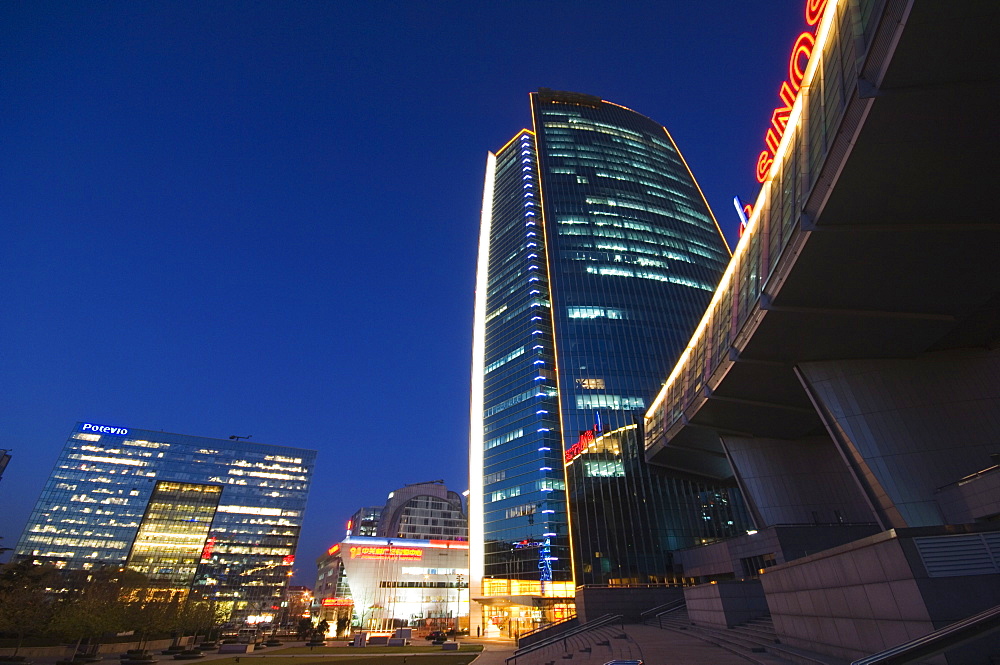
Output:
left=1, top=1, right=805, bottom=582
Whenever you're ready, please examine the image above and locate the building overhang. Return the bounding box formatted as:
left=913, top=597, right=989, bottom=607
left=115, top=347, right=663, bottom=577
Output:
left=646, top=0, right=1000, bottom=470
left=472, top=595, right=574, bottom=607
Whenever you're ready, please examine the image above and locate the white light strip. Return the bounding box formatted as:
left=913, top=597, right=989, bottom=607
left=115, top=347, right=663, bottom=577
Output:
left=469, top=148, right=497, bottom=622
left=645, top=0, right=841, bottom=421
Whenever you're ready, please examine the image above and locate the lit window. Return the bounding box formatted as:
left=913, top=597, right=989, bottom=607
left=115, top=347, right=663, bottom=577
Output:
left=576, top=378, right=605, bottom=389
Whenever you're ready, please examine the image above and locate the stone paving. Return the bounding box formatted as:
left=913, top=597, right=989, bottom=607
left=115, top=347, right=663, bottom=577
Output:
left=473, top=624, right=778, bottom=665
left=9, top=632, right=786, bottom=665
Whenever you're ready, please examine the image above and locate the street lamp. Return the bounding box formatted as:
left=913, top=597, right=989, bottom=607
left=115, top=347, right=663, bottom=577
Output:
left=455, top=573, right=465, bottom=637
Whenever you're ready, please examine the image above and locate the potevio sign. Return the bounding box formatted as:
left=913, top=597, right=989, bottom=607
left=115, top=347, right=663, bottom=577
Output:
left=81, top=423, right=129, bottom=436
left=754, top=0, right=830, bottom=183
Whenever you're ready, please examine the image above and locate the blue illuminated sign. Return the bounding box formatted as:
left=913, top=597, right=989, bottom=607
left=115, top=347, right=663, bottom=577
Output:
left=733, top=196, right=749, bottom=233
left=81, top=423, right=129, bottom=436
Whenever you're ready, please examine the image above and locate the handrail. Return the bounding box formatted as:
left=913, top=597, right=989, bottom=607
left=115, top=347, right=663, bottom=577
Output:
left=851, top=603, right=1000, bottom=665
left=639, top=599, right=685, bottom=621
left=935, top=463, right=999, bottom=492
left=506, top=613, right=623, bottom=663
left=519, top=613, right=576, bottom=640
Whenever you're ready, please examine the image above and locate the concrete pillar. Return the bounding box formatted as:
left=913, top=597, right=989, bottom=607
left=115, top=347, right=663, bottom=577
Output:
left=721, top=434, right=876, bottom=528
left=796, top=348, right=1000, bottom=528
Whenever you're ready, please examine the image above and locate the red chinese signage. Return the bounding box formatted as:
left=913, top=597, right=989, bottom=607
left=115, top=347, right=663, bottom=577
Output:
left=327, top=543, right=341, bottom=556
left=754, top=0, right=829, bottom=183
left=321, top=597, right=354, bottom=607
left=427, top=540, right=470, bottom=550
left=564, top=429, right=596, bottom=463
left=348, top=545, right=423, bottom=560
left=200, top=536, right=216, bottom=563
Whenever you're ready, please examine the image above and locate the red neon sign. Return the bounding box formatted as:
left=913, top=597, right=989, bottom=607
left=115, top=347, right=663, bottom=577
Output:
left=200, top=536, right=216, bottom=563
left=754, top=0, right=828, bottom=183
left=327, top=543, right=341, bottom=556
left=428, top=540, right=470, bottom=549
left=321, top=597, right=354, bottom=607
left=348, top=545, right=423, bottom=560
left=564, top=429, right=596, bottom=463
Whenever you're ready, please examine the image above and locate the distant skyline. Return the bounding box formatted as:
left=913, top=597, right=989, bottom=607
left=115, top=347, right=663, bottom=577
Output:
left=1, top=1, right=807, bottom=583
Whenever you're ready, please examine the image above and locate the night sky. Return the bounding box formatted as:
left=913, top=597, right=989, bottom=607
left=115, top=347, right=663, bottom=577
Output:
left=1, top=1, right=806, bottom=583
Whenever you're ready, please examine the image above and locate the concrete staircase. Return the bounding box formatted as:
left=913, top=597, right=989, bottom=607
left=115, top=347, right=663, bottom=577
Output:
left=646, top=608, right=847, bottom=665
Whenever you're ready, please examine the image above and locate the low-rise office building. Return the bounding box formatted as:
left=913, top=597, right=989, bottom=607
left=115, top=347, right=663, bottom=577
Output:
left=314, top=480, right=469, bottom=632
left=14, top=422, right=316, bottom=621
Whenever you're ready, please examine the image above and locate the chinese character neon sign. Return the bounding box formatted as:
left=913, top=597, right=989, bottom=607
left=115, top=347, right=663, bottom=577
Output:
left=564, top=429, right=596, bottom=463
left=200, top=536, right=216, bottom=563
left=754, top=0, right=829, bottom=183
left=321, top=597, right=353, bottom=607
left=348, top=545, right=423, bottom=561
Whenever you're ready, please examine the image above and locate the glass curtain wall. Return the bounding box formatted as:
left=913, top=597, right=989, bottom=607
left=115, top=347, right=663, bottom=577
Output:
left=480, top=129, right=570, bottom=598
left=528, top=90, right=749, bottom=585
left=15, top=424, right=315, bottom=620
left=565, top=425, right=750, bottom=585
left=126, top=480, right=223, bottom=587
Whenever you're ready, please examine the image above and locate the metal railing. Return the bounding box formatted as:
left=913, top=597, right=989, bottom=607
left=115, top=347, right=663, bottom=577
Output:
left=505, top=613, right=623, bottom=664
left=516, top=614, right=577, bottom=646
left=639, top=599, right=685, bottom=622
left=851, top=603, right=1000, bottom=665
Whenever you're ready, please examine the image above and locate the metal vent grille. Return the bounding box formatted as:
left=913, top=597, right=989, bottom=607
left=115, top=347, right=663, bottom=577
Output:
left=914, top=533, right=1000, bottom=578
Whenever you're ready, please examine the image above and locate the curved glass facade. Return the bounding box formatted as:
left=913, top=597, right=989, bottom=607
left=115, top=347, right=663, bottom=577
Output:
left=471, top=90, right=749, bottom=632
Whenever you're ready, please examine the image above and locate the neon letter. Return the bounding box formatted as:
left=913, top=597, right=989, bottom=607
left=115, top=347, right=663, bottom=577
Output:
left=769, top=80, right=798, bottom=135
left=756, top=151, right=773, bottom=183
left=805, top=0, right=829, bottom=26
left=765, top=127, right=782, bottom=155
left=789, top=32, right=815, bottom=89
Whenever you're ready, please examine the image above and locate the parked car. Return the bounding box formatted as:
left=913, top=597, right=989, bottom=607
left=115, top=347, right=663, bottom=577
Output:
left=425, top=630, right=448, bottom=643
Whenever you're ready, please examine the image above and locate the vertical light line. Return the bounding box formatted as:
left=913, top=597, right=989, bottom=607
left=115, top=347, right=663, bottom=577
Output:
left=468, top=150, right=496, bottom=635
left=645, top=0, right=843, bottom=422
left=661, top=127, right=732, bottom=258
left=529, top=93, right=577, bottom=596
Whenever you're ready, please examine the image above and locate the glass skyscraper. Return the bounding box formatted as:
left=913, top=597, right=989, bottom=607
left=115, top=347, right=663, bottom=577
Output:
left=470, top=89, right=749, bottom=635
left=14, top=422, right=316, bottom=621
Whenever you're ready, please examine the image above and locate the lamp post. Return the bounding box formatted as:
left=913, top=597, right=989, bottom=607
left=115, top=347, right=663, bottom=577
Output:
left=455, top=573, right=465, bottom=637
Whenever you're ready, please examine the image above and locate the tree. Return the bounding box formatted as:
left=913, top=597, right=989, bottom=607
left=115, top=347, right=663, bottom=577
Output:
left=313, top=619, right=329, bottom=640
left=50, top=585, right=125, bottom=656
left=49, top=567, right=158, bottom=655
left=296, top=618, right=313, bottom=639
left=335, top=614, right=350, bottom=638
left=176, top=598, right=226, bottom=642
left=0, top=561, right=59, bottom=656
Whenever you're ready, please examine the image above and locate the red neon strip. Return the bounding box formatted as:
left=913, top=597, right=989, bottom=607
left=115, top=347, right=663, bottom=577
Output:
left=805, top=0, right=829, bottom=26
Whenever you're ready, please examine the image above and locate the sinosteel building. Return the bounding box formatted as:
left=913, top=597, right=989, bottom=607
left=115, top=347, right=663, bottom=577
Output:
left=470, top=90, right=751, bottom=636
left=14, top=422, right=316, bottom=621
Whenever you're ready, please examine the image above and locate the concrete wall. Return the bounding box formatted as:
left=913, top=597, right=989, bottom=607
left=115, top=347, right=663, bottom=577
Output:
left=0, top=637, right=190, bottom=660
left=935, top=466, right=1000, bottom=523
left=574, top=586, right=684, bottom=623
left=684, top=579, right=769, bottom=628
left=798, top=349, right=1000, bottom=528
left=677, top=524, right=881, bottom=580
left=722, top=434, right=875, bottom=527
left=760, top=526, right=1000, bottom=664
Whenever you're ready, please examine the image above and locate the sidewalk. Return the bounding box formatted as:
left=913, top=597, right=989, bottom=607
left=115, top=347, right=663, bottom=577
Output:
left=496, top=624, right=780, bottom=665
left=463, top=638, right=515, bottom=665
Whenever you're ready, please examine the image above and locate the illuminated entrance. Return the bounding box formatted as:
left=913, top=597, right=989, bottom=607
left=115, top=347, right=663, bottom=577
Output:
left=474, top=579, right=574, bottom=639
